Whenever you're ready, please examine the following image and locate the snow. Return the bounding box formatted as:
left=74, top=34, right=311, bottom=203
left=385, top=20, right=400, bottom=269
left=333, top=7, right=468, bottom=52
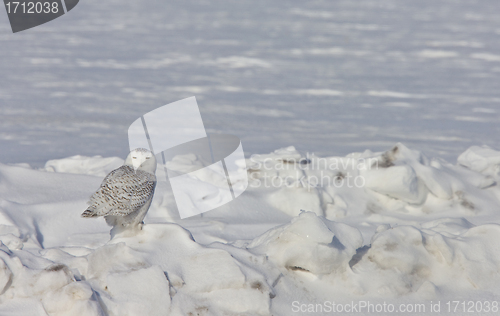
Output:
left=458, top=146, right=500, bottom=178
left=248, top=212, right=363, bottom=275
left=43, top=156, right=124, bottom=177
left=2, top=0, right=500, bottom=314
left=1, top=0, right=500, bottom=165
left=1, top=144, right=500, bottom=315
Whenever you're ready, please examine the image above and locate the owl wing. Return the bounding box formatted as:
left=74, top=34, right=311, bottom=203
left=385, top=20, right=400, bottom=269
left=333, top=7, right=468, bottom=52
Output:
left=87, top=165, right=156, bottom=216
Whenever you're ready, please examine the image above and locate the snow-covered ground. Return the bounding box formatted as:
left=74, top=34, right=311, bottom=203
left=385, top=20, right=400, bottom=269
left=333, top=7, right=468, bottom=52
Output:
left=2, top=0, right=500, bottom=315
left=1, top=145, right=500, bottom=315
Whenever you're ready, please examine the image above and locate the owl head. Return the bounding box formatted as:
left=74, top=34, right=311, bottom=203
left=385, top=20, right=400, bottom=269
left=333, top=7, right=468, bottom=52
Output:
left=125, top=148, right=157, bottom=174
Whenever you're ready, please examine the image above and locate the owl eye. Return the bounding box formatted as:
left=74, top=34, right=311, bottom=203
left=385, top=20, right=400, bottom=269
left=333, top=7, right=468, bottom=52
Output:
left=133, top=157, right=137, bottom=159
left=146, top=157, right=150, bottom=159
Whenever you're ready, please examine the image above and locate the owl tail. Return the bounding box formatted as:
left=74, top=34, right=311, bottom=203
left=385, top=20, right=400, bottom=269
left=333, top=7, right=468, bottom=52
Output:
left=81, top=209, right=98, bottom=218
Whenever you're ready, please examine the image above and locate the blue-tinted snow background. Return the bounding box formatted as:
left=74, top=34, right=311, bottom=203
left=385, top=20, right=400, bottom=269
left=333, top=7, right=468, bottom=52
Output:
left=0, top=0, right=499, bottom=165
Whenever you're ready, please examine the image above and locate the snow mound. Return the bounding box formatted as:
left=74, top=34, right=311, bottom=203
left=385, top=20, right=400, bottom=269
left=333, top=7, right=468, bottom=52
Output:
left=43, top=155, right=124, bottom=177
left=0, top=244, right=103, bottom=315
left=247, top=143, right=498, bottom=218
left=1, top=143, right=500, bottom=314
left=248, top=211, right=362, bottom=274
left=351, top=221, right=500, bottom=297
left=106, top=224, right=271, bottom=315
left=458, top=145, right=500, bottom=179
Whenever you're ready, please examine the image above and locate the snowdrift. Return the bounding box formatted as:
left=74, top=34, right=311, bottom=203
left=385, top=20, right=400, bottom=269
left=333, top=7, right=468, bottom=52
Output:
left=1, top=144, right=500, bottom=315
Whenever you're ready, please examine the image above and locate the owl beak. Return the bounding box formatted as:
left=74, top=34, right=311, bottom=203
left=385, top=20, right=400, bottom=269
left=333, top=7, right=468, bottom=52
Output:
left=132, top=160, right=141, bottom=171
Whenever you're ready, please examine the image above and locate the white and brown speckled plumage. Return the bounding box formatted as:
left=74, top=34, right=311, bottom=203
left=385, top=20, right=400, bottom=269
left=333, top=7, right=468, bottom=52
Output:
left=82, top=148, right=157, bottom=230
left=83, top=165, right=156, bottom=216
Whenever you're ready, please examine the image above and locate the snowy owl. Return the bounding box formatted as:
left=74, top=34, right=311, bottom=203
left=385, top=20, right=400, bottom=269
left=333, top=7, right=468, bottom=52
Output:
left=81, top=148, right=157, bottom=234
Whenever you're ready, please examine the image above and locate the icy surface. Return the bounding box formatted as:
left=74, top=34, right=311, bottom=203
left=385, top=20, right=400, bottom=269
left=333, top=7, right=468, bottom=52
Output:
left=1, top=145, right=500, bottom=314
left=1, top=0, right=500, bottom=165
